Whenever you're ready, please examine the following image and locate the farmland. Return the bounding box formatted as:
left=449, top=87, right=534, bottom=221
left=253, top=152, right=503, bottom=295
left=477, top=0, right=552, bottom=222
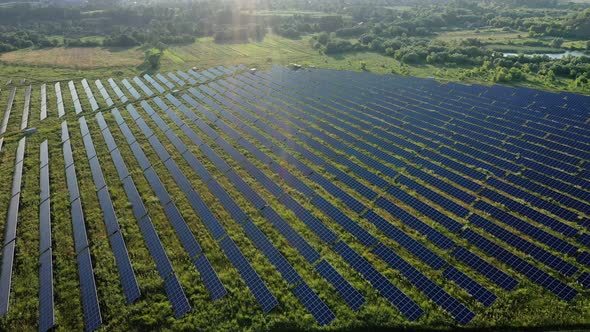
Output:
left=0, top=64, right=589, bottom=331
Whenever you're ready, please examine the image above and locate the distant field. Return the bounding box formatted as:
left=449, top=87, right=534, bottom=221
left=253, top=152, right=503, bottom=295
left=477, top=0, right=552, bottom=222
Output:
left=0, top=47, right=143, bottom=69
left=436, top=29, right=523, bottom=41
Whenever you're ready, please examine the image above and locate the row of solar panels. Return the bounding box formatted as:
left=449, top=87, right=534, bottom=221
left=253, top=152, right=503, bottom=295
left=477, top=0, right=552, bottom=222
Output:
left=0, top=87, right=16, bottom=135
left=20, top=85, right=31, bottom=130
left=38, top=139, right=55, bottom=332
left=0, top=137, right=26, bottom=318
left=61, top=121, right=103, bottom=332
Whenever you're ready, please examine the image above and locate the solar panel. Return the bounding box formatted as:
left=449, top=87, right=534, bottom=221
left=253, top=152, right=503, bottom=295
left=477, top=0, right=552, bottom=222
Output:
left=0, top=240, right=15, bottom=317
left=332, top=241, right=423, bottom=321
left=372, top=243, right=475, bottom=325
left=69, top=81, right=84, bottom=114
left=225, top=170, right=266, bottom=210
left=109, top=231, right=141, bottom=304
left=207, top=180, right=249, bottom=223
left=461, top=229, right=577, bottom=301
left=40, top=84, right=48, bottom=120
left=315, top=260, right=364, bottom=311
left=164, top=274, right=192, bottom=318
left=578, top=272, right=590, bottom=289
left=292, top=282, right=335, bottom=326
left=218, top=236, right=278, bottom=313
left=362, top=210, right=446, bottom=270
left=143, top=74, right=165, bottom=93
left=133, top=77, right=154, bottom=97
left=123, top=177, right=148, bottom=220
left=121, top=79, right=141, bottom=100
left=97, top=187, right=119, bottom=235
left=278, top=194, right=338, bottom=244
left=38, top=249, right=55, bottom=332
left=193, top=254, right=227, bottom=300
left=55, top=83, right=65, bottom=118
left=242, top=219, right=301, bottom=285
left=111, top=149, right=130, bottom=180
left=374, top=196, right=455, bottom=249
left=70, top=198, right=89, bottom=254
left=21, top=85, right=31, bottom=129
left=185, top=190, right=226, bottom=240
left=451, top=246, right=518, bottom=291
left=76, top=248, right=103, bottom=332
left=39, top=198, right=52, bottom=253
left=138, top=217, right=173, bottom=279
left=443, top=266, right=497, bottom=307
left=163, top=202, right=202, bottom=258
left=65, top=164, right=80, bottom=202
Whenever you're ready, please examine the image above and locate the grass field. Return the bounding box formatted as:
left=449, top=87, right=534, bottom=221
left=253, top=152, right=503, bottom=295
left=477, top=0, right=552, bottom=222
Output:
left=0, top=47, right=143, bottom=69
left=0, top=33, right=587, bottom=96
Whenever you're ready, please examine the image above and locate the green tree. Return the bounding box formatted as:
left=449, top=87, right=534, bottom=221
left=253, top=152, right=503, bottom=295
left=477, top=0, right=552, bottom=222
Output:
left=550, top=37, right=564, bottom=48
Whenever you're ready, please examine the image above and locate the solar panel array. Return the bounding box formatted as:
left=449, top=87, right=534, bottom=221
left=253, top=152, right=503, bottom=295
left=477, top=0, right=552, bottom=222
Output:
left=1, top=64, right=588, bottom=330
left=61, top=121, right=103, bottom=331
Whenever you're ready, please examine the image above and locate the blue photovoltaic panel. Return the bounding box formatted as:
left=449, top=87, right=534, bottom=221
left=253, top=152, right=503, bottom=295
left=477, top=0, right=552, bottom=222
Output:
left=194, top=254, right=227, bottom=300
left=97, top=187, right=119, bottom=235
left=451, top=246, right=518, bottom=291
left=89, top=156, right=107, bottom=191
left=362, top=210, right=446, bottom=270
left=39, top=199, right=52, bottom=253
left=577, top=252, right=590, bottom=267
left=374, top=197, right=455, bottom=249
left=207, top=181, right=249, bottom=223
left=372, top=243, right=475, bottom=325
left=163, top=203, right=202, bottom=259
left=242, top=219, right=302, bottom=285
left=259, top=206, right=321, bottom=264
left=315, top=260, right=364, bottom=311
left=225, top=170, right=266, bottom=210
left=332, top=241, right=423, bottom=321
left=163, top=274, right=192, bottom=318
left=109, top=231, right=141, bottom=304
left=292, top=282, right=335, bottom=326
left=76, top=248, right=102, bottom=332
left=0, top=241, right=15, bottom=317
left=578, top=272, right=590, bottom=289
left=39, top=249, right=55, bottom=332
left=443, top=266, right=497, bottom=307
left=219, top=236, right=278, bottom=313
left=70, top=198, right=89, bottom=254
left=123, top=177, right=148, bottom=220
left=138, top=217, right=173, bottom=279
left=185, top=190, right=227, bottom=240
left=311, top=195, right=376, bottom=247
left=278, top=194, right=338, bottom=244
left=461, top=229, right=577, bottom=301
